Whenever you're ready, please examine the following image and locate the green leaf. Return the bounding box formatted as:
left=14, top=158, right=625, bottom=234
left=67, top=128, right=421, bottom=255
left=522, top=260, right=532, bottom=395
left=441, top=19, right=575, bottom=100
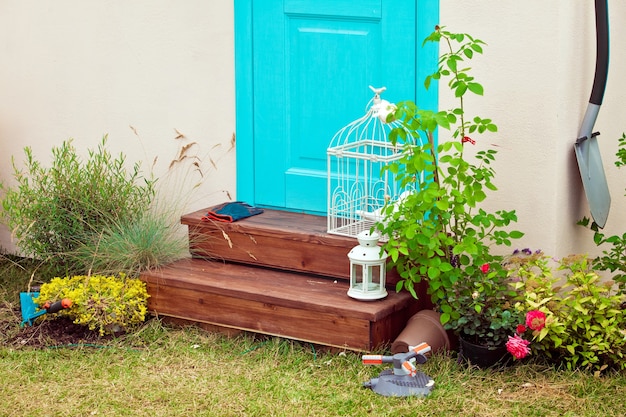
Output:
left=439, top=312, right=451, bottom=325
left=471, top=43, right=483, bottom=53
left=455, top=83, right=467, bottom=97
left=424, top=75, right=432, bottom=90
left=427, top=266, right=440, bottom=279
left=467, top=82, right=484, bottom=95
left=484, top=181, right=498, bottom=191
left=446, top=56, right=458, bottom=73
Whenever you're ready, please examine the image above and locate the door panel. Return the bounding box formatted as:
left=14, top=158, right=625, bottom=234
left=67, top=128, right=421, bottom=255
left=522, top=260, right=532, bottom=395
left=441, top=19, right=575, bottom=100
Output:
left=237, top=0, right=438, bottom=214
left=284, top=12, right=381, bottom=212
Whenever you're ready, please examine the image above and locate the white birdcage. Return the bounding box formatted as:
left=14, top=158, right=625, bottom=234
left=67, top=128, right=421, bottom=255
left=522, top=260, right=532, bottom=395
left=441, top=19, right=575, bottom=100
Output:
left=326, top=86, right=421, bottom=238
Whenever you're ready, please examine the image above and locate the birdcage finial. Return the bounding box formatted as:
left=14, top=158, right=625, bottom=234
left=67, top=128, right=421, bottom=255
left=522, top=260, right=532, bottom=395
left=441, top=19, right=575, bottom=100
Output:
left=369, top=86, right=386, bottom=103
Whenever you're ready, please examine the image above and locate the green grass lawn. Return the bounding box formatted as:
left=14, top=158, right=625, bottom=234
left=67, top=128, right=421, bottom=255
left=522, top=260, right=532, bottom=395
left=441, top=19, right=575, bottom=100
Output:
left=2, top=323, right=626, bottom=417
left=2, top=257, right=625, bottom=417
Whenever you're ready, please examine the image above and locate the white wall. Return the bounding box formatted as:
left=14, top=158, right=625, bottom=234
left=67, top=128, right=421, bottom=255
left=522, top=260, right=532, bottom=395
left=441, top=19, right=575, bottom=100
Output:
left=439, top=0, right=626, bottom=258
left=1, top=1, right=624, bottom=260
left=0, top=1, right=236, bottom=253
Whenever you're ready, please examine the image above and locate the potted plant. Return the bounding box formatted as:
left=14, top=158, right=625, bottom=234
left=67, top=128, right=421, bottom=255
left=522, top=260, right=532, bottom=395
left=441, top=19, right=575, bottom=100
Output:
left=446, top=259, right=525, bottom=366
left=377, top=26, right=524, bottom=361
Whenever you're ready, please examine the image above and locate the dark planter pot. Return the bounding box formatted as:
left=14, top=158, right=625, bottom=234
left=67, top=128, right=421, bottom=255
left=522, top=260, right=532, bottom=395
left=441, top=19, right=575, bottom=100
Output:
left=458, top=336, right=512, bottom=369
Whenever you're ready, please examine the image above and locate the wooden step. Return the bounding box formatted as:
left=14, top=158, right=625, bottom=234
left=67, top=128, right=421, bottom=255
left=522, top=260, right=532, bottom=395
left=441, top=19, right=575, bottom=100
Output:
left=181, top=207, right=402, bottom=284
left=140, top=258, right=420, bottom=351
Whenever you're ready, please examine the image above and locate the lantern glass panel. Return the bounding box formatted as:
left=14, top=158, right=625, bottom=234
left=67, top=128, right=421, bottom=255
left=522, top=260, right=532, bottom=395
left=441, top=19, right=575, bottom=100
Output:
left=351, top=263, right=363, bottom=288
left=369, top=265, right=382, bottom=290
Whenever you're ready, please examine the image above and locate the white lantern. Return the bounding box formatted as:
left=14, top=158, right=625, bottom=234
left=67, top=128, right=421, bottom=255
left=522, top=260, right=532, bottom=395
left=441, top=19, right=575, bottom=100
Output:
left=347, top=231, right=388, bottom=300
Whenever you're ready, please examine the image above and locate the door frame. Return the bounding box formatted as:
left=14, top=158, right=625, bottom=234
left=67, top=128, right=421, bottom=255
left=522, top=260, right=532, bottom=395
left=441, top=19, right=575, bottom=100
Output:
left=234, top=0, right=440, bottom=210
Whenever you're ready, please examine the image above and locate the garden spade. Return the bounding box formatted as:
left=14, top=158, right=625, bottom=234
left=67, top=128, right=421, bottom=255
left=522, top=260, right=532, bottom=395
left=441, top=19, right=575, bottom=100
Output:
left=575, top=0, right=610, bottom=228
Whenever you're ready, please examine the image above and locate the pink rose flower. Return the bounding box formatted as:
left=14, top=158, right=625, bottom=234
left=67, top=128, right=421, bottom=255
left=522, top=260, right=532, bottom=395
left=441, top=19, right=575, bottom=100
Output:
left=506, top=334, right=531, bottom=360
left=480, top=263, right=490, bottom=274
left=526, top=310, right=546, bottom=331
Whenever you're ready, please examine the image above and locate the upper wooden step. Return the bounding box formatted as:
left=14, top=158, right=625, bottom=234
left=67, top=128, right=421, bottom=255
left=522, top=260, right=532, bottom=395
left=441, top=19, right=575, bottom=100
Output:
left=182, top=207, right=363, bottom=281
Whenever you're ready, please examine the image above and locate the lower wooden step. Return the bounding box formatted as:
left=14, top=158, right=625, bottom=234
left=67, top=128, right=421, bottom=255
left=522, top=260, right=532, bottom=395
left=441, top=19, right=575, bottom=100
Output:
left=140, top=258, right=422, bottom=351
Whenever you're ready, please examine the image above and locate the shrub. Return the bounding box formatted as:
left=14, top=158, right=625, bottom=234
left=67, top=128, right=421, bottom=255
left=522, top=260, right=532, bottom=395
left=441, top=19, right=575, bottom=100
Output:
left=0, top=136, right=155, bottom=270
left=512, top=253, right=626, bottom=372
left=35, top=273, right=150, bottom=335
left=376, top=27, right=522, bottom=306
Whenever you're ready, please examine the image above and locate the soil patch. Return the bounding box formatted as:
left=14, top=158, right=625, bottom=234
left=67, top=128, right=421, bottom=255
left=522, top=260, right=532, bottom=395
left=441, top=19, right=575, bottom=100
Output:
left=4, top=306, right=115, bottom=348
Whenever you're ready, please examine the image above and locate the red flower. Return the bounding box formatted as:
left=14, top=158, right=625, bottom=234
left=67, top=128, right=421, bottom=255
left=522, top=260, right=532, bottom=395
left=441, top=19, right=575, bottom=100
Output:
left=506, top=334, right=531, bottom=360
left=516, top=324, right=527, bottom=334
left=480, top=263, right=490, bottom=274
left=462, top=136, right=476, bottom=145
left=525, top=310, right=546, bottom=331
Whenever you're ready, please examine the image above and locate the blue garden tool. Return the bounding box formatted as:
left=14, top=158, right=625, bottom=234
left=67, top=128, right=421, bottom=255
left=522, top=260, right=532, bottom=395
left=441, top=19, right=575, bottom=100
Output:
left=361, top=342, right=434, bottom=397
left=20, top=291, right=72, bottom=327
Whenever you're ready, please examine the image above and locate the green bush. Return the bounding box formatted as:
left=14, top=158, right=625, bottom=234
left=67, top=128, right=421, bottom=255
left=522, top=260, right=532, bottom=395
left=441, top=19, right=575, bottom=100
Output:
left=0, top=136, right=155, bottom=271
left=35, top=273, right=150, bottom=335
left=512, top=253, right=626, bottom=372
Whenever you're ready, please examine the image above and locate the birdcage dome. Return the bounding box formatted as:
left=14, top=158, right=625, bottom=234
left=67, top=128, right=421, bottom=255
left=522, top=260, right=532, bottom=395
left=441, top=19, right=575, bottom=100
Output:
left=326, top=86, right=421, bottom=238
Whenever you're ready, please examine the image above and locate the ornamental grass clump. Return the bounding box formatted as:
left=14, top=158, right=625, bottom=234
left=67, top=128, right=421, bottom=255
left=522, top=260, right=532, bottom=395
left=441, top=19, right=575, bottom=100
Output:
left=70, top=132, right=210, bottom=277
left=35, top=273, right=150, bottom=336
left=76, top=207, right=189, bottom=277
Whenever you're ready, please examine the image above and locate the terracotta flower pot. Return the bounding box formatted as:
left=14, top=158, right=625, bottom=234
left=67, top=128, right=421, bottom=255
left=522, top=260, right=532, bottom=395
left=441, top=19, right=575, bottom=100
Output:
left=391, top=309, right=451, bottom=354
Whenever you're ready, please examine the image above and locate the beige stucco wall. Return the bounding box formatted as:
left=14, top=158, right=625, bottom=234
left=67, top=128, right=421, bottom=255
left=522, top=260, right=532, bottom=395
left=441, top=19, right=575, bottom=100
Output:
left=439, top=0, right=626, bottom=258
left=0, top=1, right=236, bottom=253
left=0, top=1, right=624, bottom=260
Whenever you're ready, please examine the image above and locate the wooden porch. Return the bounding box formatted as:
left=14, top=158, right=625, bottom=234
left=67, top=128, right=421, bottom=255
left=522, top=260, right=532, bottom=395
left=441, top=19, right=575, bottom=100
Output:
left=140, top=207, right=429, bottom=351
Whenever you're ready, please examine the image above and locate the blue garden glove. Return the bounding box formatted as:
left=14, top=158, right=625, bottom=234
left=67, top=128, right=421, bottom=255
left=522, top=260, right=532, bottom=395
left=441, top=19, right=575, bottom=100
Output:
left=201, top=202, right=263, bottom=223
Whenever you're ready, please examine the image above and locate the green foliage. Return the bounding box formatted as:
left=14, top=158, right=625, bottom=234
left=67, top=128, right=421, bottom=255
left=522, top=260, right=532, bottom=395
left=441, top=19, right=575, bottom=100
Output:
left=0, top=136, right=155, bottom=270
left=35, top=273, right=150, bottom=335
left=75, top=210, right=189, bottom=278
left=442, top=260, right=523, bottom=347
left=376, top=26, right=523, bottom=317
left=579, top=133, right=626, bottom=290
left=513, top=253, right=626, bottom=372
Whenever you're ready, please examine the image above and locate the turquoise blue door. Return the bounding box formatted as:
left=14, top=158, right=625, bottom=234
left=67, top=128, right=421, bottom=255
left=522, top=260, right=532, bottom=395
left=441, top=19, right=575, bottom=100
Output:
left=235, top=0, right=438, bottom=214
